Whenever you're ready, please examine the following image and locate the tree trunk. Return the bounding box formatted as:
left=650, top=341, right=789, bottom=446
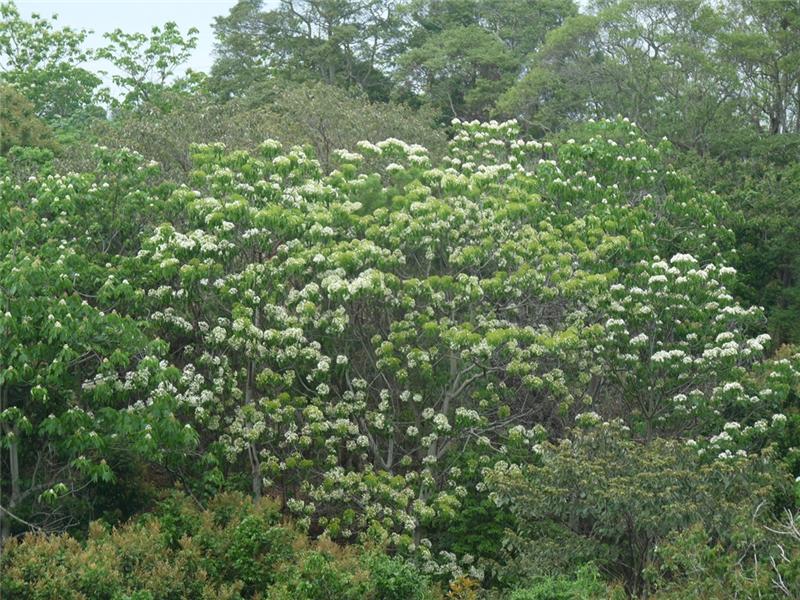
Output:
left=245, top=308, right=262, bottom=501
left=0, top=385, right=20, bottom=550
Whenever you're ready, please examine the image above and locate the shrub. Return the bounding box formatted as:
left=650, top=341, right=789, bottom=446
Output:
left=0, top=492, right=437, bottom=599
left=507, top=565, right=624, bottom=600
left=365, top=552, right=433, bottom=600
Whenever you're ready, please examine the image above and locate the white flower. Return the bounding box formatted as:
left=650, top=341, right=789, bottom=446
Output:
left=710, top=431, right=732, bottom=445
left=575, top=412, right=602, bottom=427
left=669, top=253, right=697, bottom=265
left=209, top=326, right=227, bottom=343
left=652, top=349, right=685, bottom=363
left=433, top=413, right=452, bottom=432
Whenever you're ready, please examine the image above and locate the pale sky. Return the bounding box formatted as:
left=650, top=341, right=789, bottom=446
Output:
left=15, top=0, right=266, bottom=82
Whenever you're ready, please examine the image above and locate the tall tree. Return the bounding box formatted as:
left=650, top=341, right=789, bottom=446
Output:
left=211, top=0, right=404, bottom=102
left=97, top=22, right=199, bottom=109
left=721, top=0, right=800, bottom=135
left=396, top=0, right=577, bottom=122
left=0, top=1, right=102, bottom=125
left=499, top=0, right=744, bottom=149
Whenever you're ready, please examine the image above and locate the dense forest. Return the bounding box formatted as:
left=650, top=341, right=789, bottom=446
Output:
left=1, top=0, right=800, bottom=597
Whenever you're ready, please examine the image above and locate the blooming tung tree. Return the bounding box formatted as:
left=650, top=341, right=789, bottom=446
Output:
left=5, top=117, right=797, bottom=564
left=107, top=117, right=799, bottom=557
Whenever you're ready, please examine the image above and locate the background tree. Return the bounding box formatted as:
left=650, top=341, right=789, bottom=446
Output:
left=82, top=80, right=444, bottom=179
left=0, top=85, right=57, bottom=155
left=721, top=0, right=800, bottom=136
left=0, top=1, right=102, bottom=128
left=498, top=0, right=743, bottom=149
left=211, top=0, right=405, bottom=102
left=396, top=0, right=576, bottom=122
left=97, top=22, right=199, bottom=109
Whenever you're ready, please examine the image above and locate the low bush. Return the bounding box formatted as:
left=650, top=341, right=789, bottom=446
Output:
left=506, top=565, right=624, bottom=600
left=0, top=492, right=438, bottom=600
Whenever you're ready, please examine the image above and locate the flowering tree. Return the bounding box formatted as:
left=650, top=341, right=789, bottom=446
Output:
left=0, top=147, right=195, bottom=544
left=595, top=255, right=772, bottom=438
left=104, top=116, right=798, bottom=566
left=4, top=115, right=797, bottom=571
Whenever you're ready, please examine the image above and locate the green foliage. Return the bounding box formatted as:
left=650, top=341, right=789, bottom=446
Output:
left=267, top=549, right=375, bottom=600
left=226, top=515, right=296, bottom=592
left=641, top=507, right=800, bottom=598
left=506, top=565, right=624, bottom=600
left=687, top=137, right=800, bottom=346
left=211, top=0, right=402, bottom=102
left=83, top=81, right=445, bottom=179
left=487, top=422, right=790, bottom=596
left=3, top=1, right=800, bottom=592
left=0, top=145, right=194, bottom=540
left=366, top=552, right=434, bottom=600
left=6, top=114, right=798, bottom=598
left=721, top=0, right=800, bottom=136
left=116, top=116, right=773, bottom=558
left=1, top=146, right=55, bottom=179
left=501, top=0, right=798, bottom=146
left=398, top=24, right=518, bottom=121
left=734, top=164, right=800, bottom=346
left=203, top=0, right=800, bottom=359
left=0, top=491, right=438, bottom=599
left=497, top=0, right=800, bottom=345
left=425, top=449, right=515, bottom=572
left=0, top=85, right=57, bottom=155
left=0, top=1, right=102, bottom=125
left=642, top=523, right=772, bottom=598
left=397, top=0, right=576, bottom=122
left=97, top=22, right=199, bottom=109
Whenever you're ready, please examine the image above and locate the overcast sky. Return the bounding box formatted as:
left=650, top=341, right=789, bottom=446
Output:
left=15, top=0, right=253, bottom=79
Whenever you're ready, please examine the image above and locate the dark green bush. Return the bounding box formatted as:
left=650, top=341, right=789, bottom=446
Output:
left=225, top=516, right=296, bottom=592
left=267, top=549, right=370, bottom=600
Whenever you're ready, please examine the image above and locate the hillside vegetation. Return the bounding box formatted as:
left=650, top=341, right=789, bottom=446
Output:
left=1, top=0, right=800, bottom=597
